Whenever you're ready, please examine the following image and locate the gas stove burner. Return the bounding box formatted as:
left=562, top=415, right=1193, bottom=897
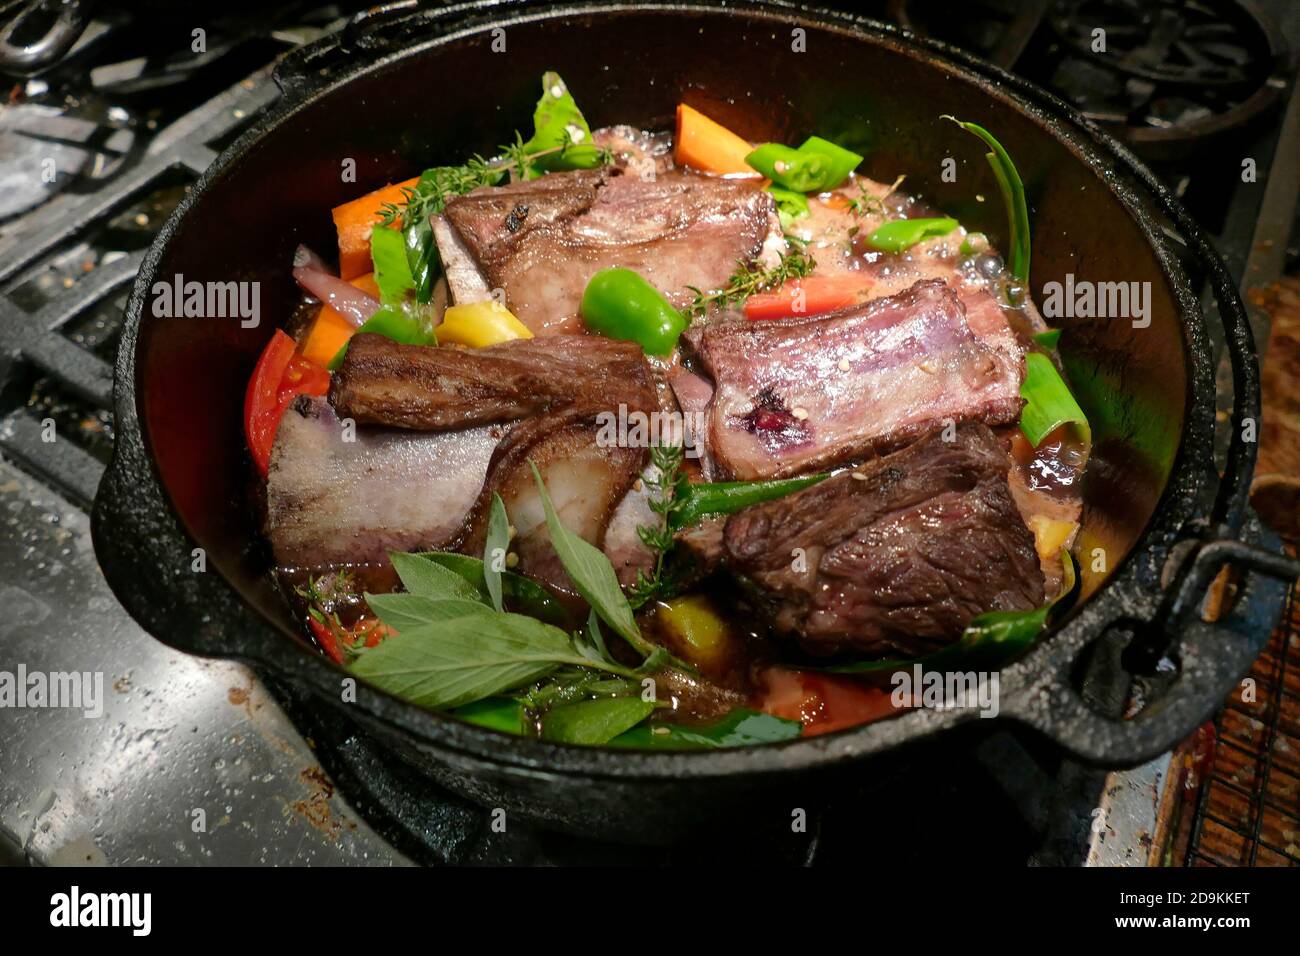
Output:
left=1042, top=0, right=1290, bottom=159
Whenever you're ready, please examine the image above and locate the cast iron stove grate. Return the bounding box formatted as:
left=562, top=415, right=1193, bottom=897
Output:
left=1179, top=538, right=1300, bottom=866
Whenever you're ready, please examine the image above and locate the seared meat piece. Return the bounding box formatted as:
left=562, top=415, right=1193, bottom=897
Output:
left=686, top=278, right=1025, bottom=480
left=330, top=332, right=657, bottom=431
left=266, top=397, right=499, bottom=569
left=460, top=414, right=646, bottom=597
left=326, top=333, right=659, bottom=595
left=724, top=423, right=1044, bottom=658
left=440, top=167, right=779, bottom=333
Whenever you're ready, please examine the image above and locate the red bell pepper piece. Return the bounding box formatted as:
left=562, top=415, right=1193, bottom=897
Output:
left=743, top=273, right=874, bottom=321
left=244, top=330, right=330, bottom=478
left=758, top=667, right=897, bottom=736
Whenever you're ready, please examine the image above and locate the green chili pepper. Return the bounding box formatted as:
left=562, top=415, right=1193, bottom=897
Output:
left=580, top=267, right=686, bottom=357
left=669, top=473, right=829, bottom=531
left=1034, top=328, right=1062, bottom=350
left=865, top=216, right=959, bottom=253
left=943, top=116, right=1030, bottom=289
left=767, top=185, right=810, bottom=229
left=798, top=136, right=863, bottom=188
left=1020, top=351, right=1090, bottom=447
left=746, top=136, right=863, bottom=193
left=327, top=301, right=436, bottom=370
left=370, top=225, right=415, bottom=303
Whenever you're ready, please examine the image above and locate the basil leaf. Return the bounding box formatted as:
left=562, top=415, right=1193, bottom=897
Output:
left=350, top=614, right=588, bottom=710
left=483, top=492, right=510, bottom=613
left=388, top=551, right=485, bottom=603
left=541, top=696, right=656, bottom=745
left=364, top=593, right=489, bottom=633
left=1020, top=351, right=1090, bottom=447
left=609, top=708, right=802, bottom=749
left=415, top=552, right=571, bottom=627
left=943, top=116, right=1030, bottom=287
left=865, top=216, right=959, bottom=253
left=452, top=696, right=526, bottom=735
left=529, top=460, right=646, bottom=654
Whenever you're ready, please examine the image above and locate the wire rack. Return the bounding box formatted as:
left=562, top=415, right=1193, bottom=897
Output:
left=1182, top=539, right=1300, bottom=866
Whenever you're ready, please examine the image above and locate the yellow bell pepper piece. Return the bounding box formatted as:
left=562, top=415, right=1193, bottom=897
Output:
left=1028, top=515, right=1079, bottom=563
left=437, top=301, right=533, bottom=348
left=657, top=595, right=733, bottom=671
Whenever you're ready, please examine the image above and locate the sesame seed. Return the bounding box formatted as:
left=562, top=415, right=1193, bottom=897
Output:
left=838, top=358, right=851, bottom=372
left=851, top=472, right=868, bottom=481
left=791, top=406, right=809, bottom=420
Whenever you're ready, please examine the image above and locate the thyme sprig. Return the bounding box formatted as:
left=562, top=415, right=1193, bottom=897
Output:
left=684, top=243, right=817, bottom=319
left=627, top=443, right=687, bottom=609
left=378, top=136, right=613, bottom=233
left=845, top=173, right=906, bottom=218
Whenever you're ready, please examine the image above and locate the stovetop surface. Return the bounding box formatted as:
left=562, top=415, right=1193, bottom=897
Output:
left=1, top=0, right=1296, bottom=866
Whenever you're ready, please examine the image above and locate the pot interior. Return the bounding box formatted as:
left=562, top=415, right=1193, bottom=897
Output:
left=132, top=6, right=1194, bottom=644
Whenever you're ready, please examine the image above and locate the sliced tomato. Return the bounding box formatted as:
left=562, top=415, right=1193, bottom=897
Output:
left=244, top=330, right=330, bottom=478
left=758, top=667, right=897, bottom=737
left=744, top=273, right=874, bottom=321
left=308, top=615, right=391, bottom=664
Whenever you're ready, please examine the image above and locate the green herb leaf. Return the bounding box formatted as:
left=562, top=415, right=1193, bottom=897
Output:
left=529, top=460, right=647, bottom=655
left=943, top=116, right=1030, bottom=287
left=541, top=695, right=656, bottom=745
left=452, top=696, right=526, bottom=735
left=609, top=708, right=803, bottom=749
left=685, top=243, right=817, bottom=319
left=483, top=492, right=510, bottom=613
left=865, top=216, right=959, bottom=254
left=388, top=551, right=485, bottom=603
left=1020, top=351, right=1090, bottom=447
left=363, top=593, right=490, bottom=633
left=415, top=552, right=571, bottom=627
left=350, top=614, right=595, bottom=710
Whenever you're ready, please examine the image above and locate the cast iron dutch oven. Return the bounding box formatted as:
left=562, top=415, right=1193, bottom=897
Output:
left=91, top=0, right=1299, bottom=842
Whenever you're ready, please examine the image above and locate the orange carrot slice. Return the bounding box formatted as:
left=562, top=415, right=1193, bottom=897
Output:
left=299, top=273, right=380, bottom=367
left=743, top=273, right=874, bottom=321
left=674, top=104, right=759, bottom=177
left=331, top=178, right=419, bottom=280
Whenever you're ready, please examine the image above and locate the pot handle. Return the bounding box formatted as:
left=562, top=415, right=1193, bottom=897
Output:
left=0, top=0, right=93, bottom=76
left=1002, top=537, right=1298, bottom=766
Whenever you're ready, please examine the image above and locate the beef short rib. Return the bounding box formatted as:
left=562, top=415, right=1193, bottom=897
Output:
left=724, top=423, right=1044, bottom=658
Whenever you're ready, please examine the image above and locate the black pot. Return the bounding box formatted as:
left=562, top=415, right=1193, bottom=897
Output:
left=91, top=0, right=1297, bottom=843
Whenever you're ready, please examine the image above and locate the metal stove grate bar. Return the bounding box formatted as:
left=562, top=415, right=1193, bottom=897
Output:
left=0, top=67, right=279, bottom=508
left=1185, top=540, right=1300, bottom=866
